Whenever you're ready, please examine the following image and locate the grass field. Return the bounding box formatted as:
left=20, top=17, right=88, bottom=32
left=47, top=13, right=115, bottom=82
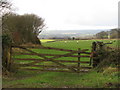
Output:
left=2, top=39, right=119, bottom=88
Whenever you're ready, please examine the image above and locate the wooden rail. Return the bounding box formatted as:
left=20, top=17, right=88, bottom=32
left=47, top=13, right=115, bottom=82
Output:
left=20, top=68, right=89, bottom=73
left=12, top=58, right=90, bottom=63
left=17, top=64, right=92, bottom=69
left=13, top=53, right=90, bottom=57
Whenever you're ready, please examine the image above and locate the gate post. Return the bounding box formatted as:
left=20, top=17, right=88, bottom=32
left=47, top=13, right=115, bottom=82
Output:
left=77, top=48, right=81, bottom=72
left=91, top=42, right=97, bottom=67
left=2, top=35, right=12, bottom=71
left=91, top=41, right=105, bottom=68
left=2, top=45, right=12, bottom=71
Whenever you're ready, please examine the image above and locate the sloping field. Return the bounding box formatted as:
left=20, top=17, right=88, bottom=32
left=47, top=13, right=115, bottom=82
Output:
left=41, top=39, right=118, bottom=49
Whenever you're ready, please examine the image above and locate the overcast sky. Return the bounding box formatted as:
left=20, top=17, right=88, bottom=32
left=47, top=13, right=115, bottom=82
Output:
left=12, top=0, right=119, bottom=30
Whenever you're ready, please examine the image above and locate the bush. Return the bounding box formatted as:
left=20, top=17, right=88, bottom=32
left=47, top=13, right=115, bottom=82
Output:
left=95, top=48, right=119, bottom=72
left=2, top=35, right=12, bottom=46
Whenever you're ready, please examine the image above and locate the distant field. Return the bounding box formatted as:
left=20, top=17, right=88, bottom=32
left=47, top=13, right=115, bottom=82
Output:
left=40, top=39, right=55, bottom=43
left=41, top=39, right=118, bottom=50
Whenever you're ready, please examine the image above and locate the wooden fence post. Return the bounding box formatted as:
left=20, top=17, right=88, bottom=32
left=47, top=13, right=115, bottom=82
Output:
left=2, top=45, right=12, bottom=71
left=91, top=42, right=97, bottom=67
left=77, top=48, right=81, bottom=72
left=2, top=35, right=12, bottom=72
left=6, top=46, right=11, bottom=71
left=9, top=46, right=12, bottom=71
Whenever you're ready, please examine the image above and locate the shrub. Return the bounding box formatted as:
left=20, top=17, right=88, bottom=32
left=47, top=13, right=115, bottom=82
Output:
left=95, top=48, right=119, bottom=72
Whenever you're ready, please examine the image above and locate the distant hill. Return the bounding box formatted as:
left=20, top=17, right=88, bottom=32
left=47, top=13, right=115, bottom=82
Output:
left=38, top=29, right=110, bottom=39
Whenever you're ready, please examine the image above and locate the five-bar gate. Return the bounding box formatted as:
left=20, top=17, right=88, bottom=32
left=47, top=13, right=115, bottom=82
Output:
left=11, top=45, right=92, bottom=73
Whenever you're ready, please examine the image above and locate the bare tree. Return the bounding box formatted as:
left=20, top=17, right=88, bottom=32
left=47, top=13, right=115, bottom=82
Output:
left=0, top=0, right=13, bottom=31
left=0, top=0, right=12, bottom=16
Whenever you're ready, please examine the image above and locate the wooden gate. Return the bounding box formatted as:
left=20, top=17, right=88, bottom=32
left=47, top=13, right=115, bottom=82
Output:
left=11, top=45, right=92, bottom=73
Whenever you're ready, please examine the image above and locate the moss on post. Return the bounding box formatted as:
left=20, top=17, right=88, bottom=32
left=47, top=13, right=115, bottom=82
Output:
left=92, top=41, right=107, bottom=68
left=2, top=35, right=12, bottom=72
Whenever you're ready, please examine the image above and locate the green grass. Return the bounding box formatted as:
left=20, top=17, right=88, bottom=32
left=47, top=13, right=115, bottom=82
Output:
left=3, top=39, right=119, bottom=88
left=3, top=70, right=119, bottom=88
